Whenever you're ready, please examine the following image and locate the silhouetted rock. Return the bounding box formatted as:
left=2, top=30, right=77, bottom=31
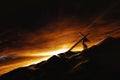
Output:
left=0, top=37, right=120, bottom=80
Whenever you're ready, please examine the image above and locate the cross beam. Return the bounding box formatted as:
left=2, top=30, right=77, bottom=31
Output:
left=67, top=33, right=90, bottom=52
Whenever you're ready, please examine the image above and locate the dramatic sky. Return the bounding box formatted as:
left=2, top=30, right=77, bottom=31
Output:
left=0, top=0, right=120, bottom=75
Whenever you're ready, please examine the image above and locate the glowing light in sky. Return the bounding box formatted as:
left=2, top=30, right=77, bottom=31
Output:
left=35, top=49, right=68, bottom=56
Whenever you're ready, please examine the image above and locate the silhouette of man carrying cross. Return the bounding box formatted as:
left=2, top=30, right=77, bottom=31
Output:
left=67, top=32, right=90, bottom=52
left=80, top=32, right=90, bottom=50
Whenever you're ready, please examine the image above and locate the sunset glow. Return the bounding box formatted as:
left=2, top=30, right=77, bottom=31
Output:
left=0, top=44, right=85, bottom=75
left=0, top=16, right=120, bottom=76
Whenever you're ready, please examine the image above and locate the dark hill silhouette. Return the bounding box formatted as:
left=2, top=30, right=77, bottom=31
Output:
left=0, top=37, right=120, bottom=80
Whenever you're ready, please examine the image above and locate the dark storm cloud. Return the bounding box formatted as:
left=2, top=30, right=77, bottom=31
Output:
left=0, top=0, right=120, bottom=51
left=0, top=0, right=119, bottom=26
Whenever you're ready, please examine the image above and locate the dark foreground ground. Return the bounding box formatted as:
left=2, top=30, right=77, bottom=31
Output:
left=0, top=37, right=120, bottom=80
